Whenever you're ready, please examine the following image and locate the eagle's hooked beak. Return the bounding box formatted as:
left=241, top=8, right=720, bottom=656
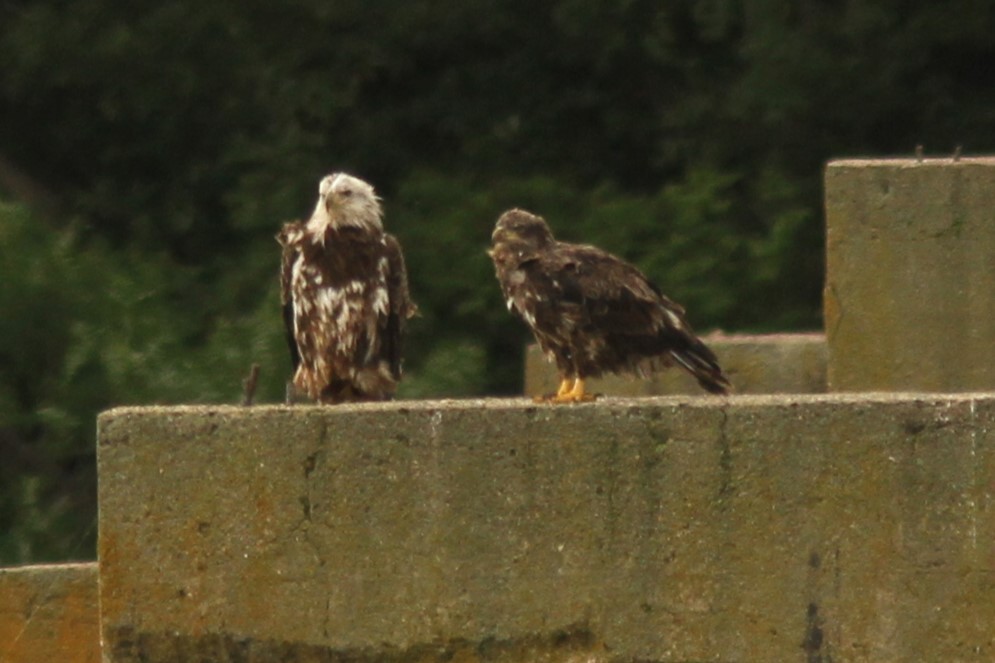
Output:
left=324, top=187, right=354, bottom=213
left=491, top=226, right=519, bottom=243
left=487, top=226, right=505, bottom=257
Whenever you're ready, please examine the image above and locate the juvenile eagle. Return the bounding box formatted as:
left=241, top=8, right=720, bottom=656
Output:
left=489, top=209, right=731, bottom=403
left=277, top=173, right=416, bottom=403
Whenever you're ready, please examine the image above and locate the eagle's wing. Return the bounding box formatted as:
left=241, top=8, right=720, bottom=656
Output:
left=276, top=221, right=303, bottom=372
left=380, top=233, right=416, bottom=381
left=550, top=242, right=730, bottom=393
left=549, top=242, right=676, bottom=333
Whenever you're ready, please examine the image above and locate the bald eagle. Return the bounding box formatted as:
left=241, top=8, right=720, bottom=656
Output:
left=277, top=173, right=416, bottom=403
left=489, top=209, right=731, bottom=403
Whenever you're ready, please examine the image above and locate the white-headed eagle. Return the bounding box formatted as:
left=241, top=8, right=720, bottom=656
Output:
left=489, top=208, right=731, bottom=403
left=277, top=173, right=416, bottom=403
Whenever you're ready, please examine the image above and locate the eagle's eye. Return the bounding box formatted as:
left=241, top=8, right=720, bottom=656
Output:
left=340, top=189, right=353, bottom=197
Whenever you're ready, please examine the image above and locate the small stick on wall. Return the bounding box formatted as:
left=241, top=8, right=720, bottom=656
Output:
left=242, top=363, right=261, bottom=406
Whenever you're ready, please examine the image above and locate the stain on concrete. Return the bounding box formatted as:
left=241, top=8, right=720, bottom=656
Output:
left=717, top=408, right=734, bottom=503
left=802, top=602, right=828, bottom=663
left=108, top=623, right=620, bottom=663
left=0, top=563, right=100, bottom=663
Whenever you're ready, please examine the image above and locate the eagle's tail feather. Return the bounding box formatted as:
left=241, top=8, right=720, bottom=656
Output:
left=669, top=342, right=732, bottom=395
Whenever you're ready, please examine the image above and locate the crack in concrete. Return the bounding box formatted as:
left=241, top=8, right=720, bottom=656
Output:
left=290, top=422, right=327, bottom=574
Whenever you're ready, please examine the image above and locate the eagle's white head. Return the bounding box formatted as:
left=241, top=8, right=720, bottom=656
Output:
left=308, top=172, right=383, bottom=234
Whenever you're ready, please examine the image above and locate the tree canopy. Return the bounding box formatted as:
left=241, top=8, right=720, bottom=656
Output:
left=3, top=0, right=995, bottom=562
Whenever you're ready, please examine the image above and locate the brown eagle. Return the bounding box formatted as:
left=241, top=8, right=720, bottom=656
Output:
left=277, top=173, right=416, bottom=403
left=489, top=208, right=731, bottom=403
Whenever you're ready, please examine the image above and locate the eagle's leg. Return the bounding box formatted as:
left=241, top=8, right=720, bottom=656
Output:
left=533, top=377, right=575, bottom=403
left=556, top=378, right=575, bottom=397
left=550, top=377, right=597, bottom=404
left=566, top=377, right=597, bottom=402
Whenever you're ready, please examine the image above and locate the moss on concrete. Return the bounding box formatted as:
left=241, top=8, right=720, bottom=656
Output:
left=105, top=622, right=608, bottom=663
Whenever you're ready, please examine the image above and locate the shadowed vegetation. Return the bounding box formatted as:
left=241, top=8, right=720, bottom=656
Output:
left=3, top=0, right=995, bottom=561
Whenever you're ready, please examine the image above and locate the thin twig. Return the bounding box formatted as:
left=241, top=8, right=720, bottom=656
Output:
left=242, top=363, right=261, bottom=406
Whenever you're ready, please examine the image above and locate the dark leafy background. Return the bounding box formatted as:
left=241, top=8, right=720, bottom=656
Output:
left=3, top=0, right=994, bottom=562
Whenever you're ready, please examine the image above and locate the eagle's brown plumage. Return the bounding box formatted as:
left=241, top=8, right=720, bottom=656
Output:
left=277, top=173, right=416, bottom=404
left=489, top=208, right=731, bottom=403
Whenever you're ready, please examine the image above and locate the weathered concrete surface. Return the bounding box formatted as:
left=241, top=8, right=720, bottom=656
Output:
left=524, top=333, right=826, bottom=397
left=825, top=157, right=995, bottom=391
left=0, top=562, right=100, bottom=663
left=99, top=396, right=995, bottom=662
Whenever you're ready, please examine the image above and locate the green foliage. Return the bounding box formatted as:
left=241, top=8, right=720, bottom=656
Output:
left=0, top=201, right=101, bottom=562
left=0, top=200, right=287, bottom=562
left=3, top=0, right=995, bottom=561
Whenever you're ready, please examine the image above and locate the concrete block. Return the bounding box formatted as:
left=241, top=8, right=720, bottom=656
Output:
left=0, top=562, right=100, bottom=663
left=825, top=157, right=995, bottom=391
left=524, top=333, right=826, bottom=397
left=99, top=396, right=995, bottom=661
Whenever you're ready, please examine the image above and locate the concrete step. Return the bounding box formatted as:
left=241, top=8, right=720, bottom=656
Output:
left=96, top=396, right=995, bottom=661
left=826, top=157, right=995, bottom=391
left=524, top=333, right=827, bottom=398
left=0, top=562, right=99, bottom=663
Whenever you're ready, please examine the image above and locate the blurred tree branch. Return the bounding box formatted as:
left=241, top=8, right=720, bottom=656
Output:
left=0, top=151, right=60, bottom=219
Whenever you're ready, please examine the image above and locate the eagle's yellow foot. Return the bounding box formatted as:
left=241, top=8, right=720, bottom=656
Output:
left=532, top=378, right=576, bottom=403
left=548, top=378, right=597, bottom=404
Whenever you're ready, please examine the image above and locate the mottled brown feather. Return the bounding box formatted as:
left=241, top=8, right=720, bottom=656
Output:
left=277, top=221, right=304, bottom=373
left=277, top=220, right=415, bottom=403
left=490, top=208, right=730, bottom=394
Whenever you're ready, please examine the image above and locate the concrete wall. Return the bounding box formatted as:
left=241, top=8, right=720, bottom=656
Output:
left=0, top=562, right=100, bottom=663
left=98, top=396, right=995, bottom=662
left=825, top=157, right=995, bottom=391
left=524, top=333, right=827, bottom=398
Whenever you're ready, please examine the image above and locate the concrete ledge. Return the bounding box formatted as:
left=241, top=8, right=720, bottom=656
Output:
left=0, top=562, right=100, bottom=663
left=99, top=396, right=995, bottom=662
left=524, top=333, right=826, bottom=397
left=825, top=157, right=995, bottom=391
